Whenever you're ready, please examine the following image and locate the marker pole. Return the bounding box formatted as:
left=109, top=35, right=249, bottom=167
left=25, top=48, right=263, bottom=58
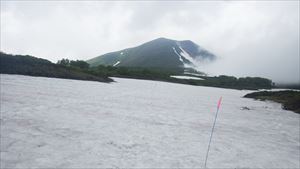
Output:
left=204, top=97, right=222, bottom=168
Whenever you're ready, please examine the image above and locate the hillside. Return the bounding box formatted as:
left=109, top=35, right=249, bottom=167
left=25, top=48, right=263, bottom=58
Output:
left=0, top=52, right=113, bottom=82
left=88, top=66, right=273, bottom=90
left=244, top=90, right=300, bottom=114
left=87, top=38, right=216, bottom=72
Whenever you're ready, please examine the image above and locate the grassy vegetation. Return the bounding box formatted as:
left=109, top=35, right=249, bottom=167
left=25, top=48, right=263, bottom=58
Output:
left=244, top=90, right=300, bottom=114
left=87, top=65, right=180, bottom=81
left=176, top=75, right=273, bottom=90
left=0, top=52, right=113, bottom=82
left=86, top=65, right=273, bottom=90
left=1, top=52, right=274, bottom=90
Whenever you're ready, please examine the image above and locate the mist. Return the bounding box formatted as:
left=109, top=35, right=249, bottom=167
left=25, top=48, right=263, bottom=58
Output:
left=0, top=1, right=299, bottom=84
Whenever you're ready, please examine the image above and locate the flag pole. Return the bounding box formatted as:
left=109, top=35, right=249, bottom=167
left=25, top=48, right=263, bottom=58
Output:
left=204, top=97, right=222, bottom=168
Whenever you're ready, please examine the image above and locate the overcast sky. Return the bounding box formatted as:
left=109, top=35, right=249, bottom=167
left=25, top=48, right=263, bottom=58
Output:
left=1, top=1, right=299, bottom=84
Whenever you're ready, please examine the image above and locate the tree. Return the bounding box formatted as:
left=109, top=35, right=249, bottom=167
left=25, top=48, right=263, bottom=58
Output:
left=57, top=59, right=70, bottom=66
left=70, top=60, right=89, bottom=69
left=57, top=59, right=89, bottom=69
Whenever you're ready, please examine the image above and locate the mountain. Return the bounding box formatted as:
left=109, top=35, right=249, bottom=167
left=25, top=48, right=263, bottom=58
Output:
left=87, top=38, right=216, bottom=72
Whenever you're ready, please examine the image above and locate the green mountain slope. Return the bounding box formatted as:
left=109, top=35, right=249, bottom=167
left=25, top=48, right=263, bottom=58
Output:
left=87, top=38, right=216, bottom=71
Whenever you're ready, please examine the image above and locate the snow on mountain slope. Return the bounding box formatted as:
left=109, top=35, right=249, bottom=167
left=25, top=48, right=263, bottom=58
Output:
left=177, top=43, right=198, bottom=66
left=1, top=74, right=299, bottom=168
left=113, top=61, right=121, bottom=67
left=172, top=47, right=184, bottom=64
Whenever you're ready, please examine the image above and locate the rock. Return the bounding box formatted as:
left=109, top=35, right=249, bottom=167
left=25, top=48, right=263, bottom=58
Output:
left=241, top=106, right=250, bottom=110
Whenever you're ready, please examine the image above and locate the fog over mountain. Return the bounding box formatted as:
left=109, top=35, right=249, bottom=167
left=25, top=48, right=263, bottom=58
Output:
left=0, top=1, right=299, bottom=84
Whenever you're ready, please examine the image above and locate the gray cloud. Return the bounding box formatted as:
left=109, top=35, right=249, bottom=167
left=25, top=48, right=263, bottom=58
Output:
left=0, top=1, right=299, bottom=84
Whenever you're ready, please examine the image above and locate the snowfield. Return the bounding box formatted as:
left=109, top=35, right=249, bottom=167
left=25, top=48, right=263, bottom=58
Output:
left=170, top=75, right=204, bottom=80
left=1, top=74, right=299, bottom=168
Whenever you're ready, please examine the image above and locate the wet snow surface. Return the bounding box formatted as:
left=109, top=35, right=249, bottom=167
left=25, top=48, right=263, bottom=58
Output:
left=1, top=74, right=299, bottom=168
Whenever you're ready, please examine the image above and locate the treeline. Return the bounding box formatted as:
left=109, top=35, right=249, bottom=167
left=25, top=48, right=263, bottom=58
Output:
left=0, top=52, right=112, bottom=82
left=190, top=75, right=274, bottom=90
left=83, top=64, right=273, bottom=90
left=87, top=65, right=181, bottom=80
left=0, top=52, right=274, bottom=89
left=57, top=59, right=89, bottom=69
left=56, top=59, right=180, bottom=81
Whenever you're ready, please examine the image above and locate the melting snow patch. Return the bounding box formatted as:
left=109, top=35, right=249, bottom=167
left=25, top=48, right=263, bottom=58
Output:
left=170, top=75, right=204, bottom=80
left=113, top=61, right=120, bottom=66
left=120, top=52, right=123, bottom=55
left=177, top=44, right=198, bottom=66
left=172, top=47, right=184, bottom=63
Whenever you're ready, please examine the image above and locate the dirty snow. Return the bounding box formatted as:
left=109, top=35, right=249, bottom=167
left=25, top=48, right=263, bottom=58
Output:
left=1, top=74, right=299, bottom=168
left=170, top=75, right=204, bottom=80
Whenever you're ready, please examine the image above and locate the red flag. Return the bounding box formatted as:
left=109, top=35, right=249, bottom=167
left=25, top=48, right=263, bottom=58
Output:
left=217, top=97, right=222, bottom=109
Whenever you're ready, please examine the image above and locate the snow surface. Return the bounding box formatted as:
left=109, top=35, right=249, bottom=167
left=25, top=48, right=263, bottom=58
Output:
left=170, top=75, right=204, bottom=80
left=113, top=61, right=120, bottom=67
left=1, top=74, right=299, bottom=168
